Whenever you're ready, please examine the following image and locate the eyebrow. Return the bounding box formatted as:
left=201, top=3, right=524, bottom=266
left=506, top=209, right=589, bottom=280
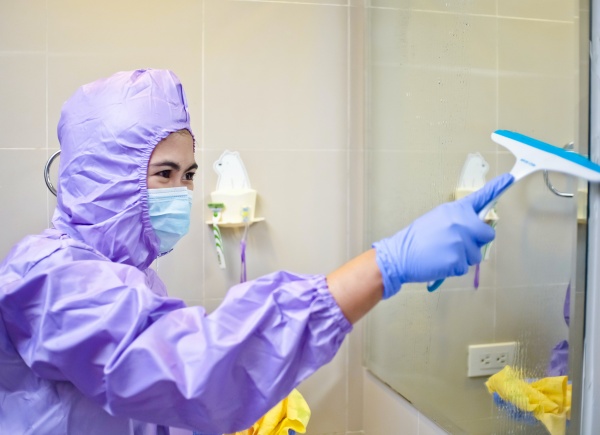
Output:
left=150, top=160, right=198, bottom=172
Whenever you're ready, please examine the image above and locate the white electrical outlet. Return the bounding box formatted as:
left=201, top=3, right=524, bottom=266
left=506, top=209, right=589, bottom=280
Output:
left=467, top=342, right=517, bottom=377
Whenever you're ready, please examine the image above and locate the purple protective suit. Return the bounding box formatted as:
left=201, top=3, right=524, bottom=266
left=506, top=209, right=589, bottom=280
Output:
left=0, top=69, right=352, bottom=434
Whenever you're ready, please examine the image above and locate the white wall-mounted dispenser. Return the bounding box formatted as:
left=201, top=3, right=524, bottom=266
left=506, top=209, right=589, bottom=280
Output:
left=206, top=150, right=264, bottom=227
left=206, top=150, right=264, bottom=276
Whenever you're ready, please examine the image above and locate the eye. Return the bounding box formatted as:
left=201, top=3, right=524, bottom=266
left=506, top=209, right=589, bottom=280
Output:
left=185, top=171, right=196, bottom=181
left=157, top=170, right=171, bottom=178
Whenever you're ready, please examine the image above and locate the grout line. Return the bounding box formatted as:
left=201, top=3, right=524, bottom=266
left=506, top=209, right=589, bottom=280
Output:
left=201, top=0, right=207, bottom=305
left=369, top=7, right=574, bottom=24
left=346, top=6, right=351, bottom=260
left=0, top=50, right=46, bottom=55
left=45, top=0, right=50, bottom=227
left=231, top=0, right=348, bottom=6
left=345, top=7, right=351, bottom=432
left=494, top=1, right=499, bottom=339
left=0, top=148, right=40, bottom=151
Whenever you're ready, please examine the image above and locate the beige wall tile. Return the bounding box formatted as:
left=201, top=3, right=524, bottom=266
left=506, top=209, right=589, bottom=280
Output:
left=0, top=55, right=46, bottom=149
left=47, top=0, right=202, bottom=55
left=45, top=0, right=203, bottom=151
left=350, top=2, right=366, bottom=148
left=0, top=0, right=46, bottom=52
left=498, top=18, right=575, bottom=76
left=203, top=0, right=348, bottom=151
left=0, top=149, right=51, bottom=259
left=236, top=0, right=348, bottom=4
left=369, top=9, right=498, bottom=154
left=370, top=0, right=496, bottom=15
left=499, top=0, right=576, bottom=21
left=370, top=65, right=498, bottom=154
left=498, top=77, right=576, bottom=146
left=407, top=12, right=497, bottom=70
left=371, top=9, right=497, bottom=70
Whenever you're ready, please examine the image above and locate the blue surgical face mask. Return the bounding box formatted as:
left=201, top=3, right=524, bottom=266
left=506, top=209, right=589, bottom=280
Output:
left=147, top=187, right=193, bottom=255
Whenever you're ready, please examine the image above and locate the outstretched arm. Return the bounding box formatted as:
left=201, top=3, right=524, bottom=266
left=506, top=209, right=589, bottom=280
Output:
left=327, top=173, right=514, bottom=324
left=327, top=249, right=383, bottom=324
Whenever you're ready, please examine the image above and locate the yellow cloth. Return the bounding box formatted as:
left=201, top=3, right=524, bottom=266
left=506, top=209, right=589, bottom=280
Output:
left=485, top=365, right=571, bottom=435
left=226, top=389, right=311, bottom=435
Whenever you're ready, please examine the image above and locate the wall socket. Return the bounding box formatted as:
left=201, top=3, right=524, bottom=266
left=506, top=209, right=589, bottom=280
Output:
left=467, top=342, right=517, bottom=377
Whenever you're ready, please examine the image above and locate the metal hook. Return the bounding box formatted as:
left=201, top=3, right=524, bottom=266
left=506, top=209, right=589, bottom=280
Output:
left=44, top=150, right=61, bottom=196
left=543, top=142, right=575, bottom=198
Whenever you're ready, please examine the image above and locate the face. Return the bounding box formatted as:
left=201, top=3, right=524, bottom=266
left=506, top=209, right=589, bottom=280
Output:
left=147, top=131, right=197, bottom=190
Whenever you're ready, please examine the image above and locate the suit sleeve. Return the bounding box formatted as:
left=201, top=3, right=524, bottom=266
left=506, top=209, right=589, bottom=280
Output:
left=1, top=250, right=352, bottom=434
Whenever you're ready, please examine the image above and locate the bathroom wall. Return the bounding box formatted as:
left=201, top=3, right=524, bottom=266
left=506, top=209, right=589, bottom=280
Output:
left=364, top=1, right=587, bottom=434
left=0, top=1, right=366, bottom=433
left=4, top=1, right=584, bottom=434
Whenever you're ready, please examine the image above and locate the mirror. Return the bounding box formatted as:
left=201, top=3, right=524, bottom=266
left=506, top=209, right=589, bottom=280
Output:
left=364, top=1, right=588, bottom=433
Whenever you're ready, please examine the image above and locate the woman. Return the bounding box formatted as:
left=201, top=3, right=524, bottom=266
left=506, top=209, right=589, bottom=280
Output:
left=0, top=69, right=512, bottom=434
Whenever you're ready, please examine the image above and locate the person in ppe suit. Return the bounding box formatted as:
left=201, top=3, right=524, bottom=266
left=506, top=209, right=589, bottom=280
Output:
left=0, top=69, right=513, bottom=435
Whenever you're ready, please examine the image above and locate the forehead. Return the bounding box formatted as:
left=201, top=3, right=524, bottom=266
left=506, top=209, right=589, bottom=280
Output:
left=150, top=132, right=195, bottom=162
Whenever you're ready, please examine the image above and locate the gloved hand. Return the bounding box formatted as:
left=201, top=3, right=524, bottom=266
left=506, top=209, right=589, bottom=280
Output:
left=373, top=173, right=514, bottom=299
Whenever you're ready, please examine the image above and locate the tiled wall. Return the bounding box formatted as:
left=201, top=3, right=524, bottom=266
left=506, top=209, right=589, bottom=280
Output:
left=0, top=1, right=366, bottom=434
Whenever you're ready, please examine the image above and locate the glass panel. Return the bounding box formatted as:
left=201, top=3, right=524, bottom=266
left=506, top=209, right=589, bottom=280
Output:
left=364, top=1, right=588, bottom=433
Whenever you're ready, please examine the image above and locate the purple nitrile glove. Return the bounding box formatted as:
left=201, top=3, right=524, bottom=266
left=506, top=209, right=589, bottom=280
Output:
left=373, top=173, right=514, bottom=299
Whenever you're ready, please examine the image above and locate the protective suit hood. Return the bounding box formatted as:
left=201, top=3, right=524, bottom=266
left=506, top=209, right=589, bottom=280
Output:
left=52, top=69, right=192, bottom=270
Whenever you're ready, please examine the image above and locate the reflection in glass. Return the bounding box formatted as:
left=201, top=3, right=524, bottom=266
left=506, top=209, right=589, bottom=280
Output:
left=364, top=1, right=588, bottom=433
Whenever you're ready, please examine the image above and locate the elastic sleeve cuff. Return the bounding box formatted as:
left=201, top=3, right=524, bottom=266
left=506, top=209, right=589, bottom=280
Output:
left=372, top=241, right=401, bottom=299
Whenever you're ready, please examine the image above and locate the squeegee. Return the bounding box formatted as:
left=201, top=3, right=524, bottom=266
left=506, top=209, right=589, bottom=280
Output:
left=427, top=129, right=600, bottom=292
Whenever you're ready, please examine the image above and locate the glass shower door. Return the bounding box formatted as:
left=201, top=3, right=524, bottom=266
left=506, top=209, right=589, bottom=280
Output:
left=364, top=1, right=588, bottom=433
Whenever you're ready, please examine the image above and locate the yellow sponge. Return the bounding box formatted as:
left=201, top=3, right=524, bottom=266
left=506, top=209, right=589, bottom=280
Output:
left=227, top=389, right=311, bottom=435
left=486, top=365, right=571, bottom=435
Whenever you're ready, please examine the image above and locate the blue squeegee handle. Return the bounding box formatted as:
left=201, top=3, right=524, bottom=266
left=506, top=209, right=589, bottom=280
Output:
left=427, top=278, right=444, bottom=292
